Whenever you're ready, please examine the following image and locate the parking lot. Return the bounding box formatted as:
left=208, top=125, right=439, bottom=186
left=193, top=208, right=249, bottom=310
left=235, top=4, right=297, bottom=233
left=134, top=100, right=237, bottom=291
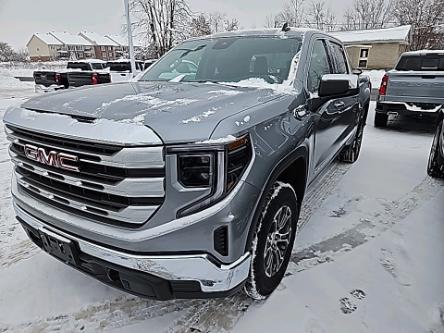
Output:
left=0, top=84, right=443, bottom=333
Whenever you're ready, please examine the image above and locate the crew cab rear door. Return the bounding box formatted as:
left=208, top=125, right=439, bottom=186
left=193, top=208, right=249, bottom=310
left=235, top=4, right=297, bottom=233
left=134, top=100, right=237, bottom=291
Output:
left=306, top=38, right=357, bottom=177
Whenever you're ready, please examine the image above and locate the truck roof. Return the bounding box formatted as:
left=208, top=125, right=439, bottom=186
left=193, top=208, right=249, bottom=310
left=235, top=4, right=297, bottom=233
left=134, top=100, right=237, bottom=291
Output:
left=402, top=50, right=444, bottom=56
left=188, top=28, right=318, bottom=41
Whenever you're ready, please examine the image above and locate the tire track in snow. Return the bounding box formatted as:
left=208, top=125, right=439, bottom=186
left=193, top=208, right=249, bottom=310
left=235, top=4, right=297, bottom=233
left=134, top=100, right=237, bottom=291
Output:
left=289, top=176, right=443, bottom=273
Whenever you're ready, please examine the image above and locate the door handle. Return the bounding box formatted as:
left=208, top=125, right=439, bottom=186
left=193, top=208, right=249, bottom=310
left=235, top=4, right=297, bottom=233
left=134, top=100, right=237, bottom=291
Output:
left=334, top=101, right=345, bottom=109
left=292, top=105, right=309, bottom=120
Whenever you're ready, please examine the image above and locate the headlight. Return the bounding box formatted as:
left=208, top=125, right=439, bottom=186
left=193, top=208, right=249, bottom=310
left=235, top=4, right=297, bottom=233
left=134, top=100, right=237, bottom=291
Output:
left=178, top=154, right=214, bottom=187
left=171, top=135, right=252, bottom=217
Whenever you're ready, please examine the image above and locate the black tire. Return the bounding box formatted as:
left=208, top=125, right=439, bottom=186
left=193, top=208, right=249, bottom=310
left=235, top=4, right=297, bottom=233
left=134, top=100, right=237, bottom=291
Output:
left=375, top=112, right=388, bottom=128
left=339, top=104, right=368, bottom=163
left=427, top=123, right=444, bottom=179
left=244, top=181, right=299, bottom=300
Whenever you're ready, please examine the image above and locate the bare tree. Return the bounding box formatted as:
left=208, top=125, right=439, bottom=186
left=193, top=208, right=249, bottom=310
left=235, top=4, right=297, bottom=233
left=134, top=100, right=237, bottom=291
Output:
left=190, top=14, right=211, bottom=37
left=305, top=0, right=336, bottom=31
left=265, top=14, right=280, bottom=28
left=224, top=17, right=239, bottom=32
left=392, top=0, right=444, bottom=49
left=341, top=0, right=393, bottom=30
left=0, top=42, right=14, bottom=62
left=275, top=0, right=306, bottom=27
left=129, top=0, right=191, bottom=57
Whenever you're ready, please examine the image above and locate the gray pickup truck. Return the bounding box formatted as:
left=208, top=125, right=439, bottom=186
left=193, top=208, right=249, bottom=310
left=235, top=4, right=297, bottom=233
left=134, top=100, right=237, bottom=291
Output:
left=375, top=50, right=444, bottom=127
left=5, top=28, right=370, bottom=300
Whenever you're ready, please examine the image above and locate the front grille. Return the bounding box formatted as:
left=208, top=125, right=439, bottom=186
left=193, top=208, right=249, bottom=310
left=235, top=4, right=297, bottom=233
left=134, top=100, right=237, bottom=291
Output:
left=8, top=126, right=165, bottom=226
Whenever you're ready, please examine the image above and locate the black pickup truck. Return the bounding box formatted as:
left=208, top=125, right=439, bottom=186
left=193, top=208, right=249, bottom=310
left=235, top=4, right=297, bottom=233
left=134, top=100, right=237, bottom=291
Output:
left=33, top=60, right=111, bottom=92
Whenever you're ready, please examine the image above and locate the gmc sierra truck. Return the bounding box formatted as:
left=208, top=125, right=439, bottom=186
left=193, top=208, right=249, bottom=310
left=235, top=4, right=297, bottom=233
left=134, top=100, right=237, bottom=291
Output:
left=5, top=28, right=370, bottom=300
left=375, top=50, right=444, bottom=127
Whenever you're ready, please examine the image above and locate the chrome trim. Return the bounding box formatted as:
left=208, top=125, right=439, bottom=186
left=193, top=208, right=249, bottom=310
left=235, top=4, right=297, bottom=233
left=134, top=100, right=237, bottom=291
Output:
left=15, top=203, right=251, bottom=293
left=380, top=101, right=442, bottom=113
left=6, top=129, right=165, bottom=169
left=15, top=173, right=159, bottom=224
left=10, top=150, right=165, bottom=197
left=4, top=106, right=163, bottom=146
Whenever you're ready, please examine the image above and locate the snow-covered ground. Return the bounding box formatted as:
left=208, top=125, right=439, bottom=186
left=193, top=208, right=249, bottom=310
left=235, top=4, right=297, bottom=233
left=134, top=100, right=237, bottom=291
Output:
left=362, top=69, right=386, bottom=89
left=0, top=84, right=443, bottom=332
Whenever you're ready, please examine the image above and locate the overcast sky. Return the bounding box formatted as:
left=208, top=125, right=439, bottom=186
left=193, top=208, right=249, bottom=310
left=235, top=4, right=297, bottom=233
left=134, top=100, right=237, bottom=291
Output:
left=0, top=0, right=352, bottom=49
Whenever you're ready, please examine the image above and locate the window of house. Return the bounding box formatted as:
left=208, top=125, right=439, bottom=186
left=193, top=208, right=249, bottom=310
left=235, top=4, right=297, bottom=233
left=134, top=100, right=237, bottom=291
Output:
left=307, top=39, right=332, bottom=93
left=102, top=52, right=107, bottom=58
left=358, top=48, right=370, bottom=68
left=330, top=42, right=349, bottom=74
left=101, top=46, right=106, bottom=51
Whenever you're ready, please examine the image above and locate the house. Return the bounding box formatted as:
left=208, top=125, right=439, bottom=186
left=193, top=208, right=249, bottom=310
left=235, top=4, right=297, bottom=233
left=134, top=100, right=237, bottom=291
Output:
left=331, top=25, right=412, bottom=70
left=26, top=33, right=64, bottom=62
left=106, top=34, right=144, bottom=59
left=79, top=32, right=120, bottom=61
left=27, top=32, right=95, bottom=61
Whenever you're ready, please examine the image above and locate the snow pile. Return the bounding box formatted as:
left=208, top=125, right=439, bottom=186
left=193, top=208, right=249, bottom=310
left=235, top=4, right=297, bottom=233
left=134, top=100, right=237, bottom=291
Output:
left=362, top=70, right=386, bottom=89
left=182, top=107, right=219, bottom=124
left=222, top=78, right=296, bottom=94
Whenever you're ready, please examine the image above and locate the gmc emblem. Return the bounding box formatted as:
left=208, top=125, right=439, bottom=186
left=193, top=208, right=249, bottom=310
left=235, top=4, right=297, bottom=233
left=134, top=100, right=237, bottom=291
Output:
left=24, top=144, right=80, bottom=172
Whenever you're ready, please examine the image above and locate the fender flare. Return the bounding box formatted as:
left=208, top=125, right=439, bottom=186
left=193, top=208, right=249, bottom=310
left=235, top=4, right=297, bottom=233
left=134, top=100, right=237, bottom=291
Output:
left=244, top=145, right=309, bottom=252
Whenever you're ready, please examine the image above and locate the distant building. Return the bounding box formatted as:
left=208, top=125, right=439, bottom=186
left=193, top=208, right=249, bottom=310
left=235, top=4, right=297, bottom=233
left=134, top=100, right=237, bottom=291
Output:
left=26, top=32, right=142, bottom=62
left=79, top=32, right=120, bottom=61
left=331, top=25, right=412, bottom=70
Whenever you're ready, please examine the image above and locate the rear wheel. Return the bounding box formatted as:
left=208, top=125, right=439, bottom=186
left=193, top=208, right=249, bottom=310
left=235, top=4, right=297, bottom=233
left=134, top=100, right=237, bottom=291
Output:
left=339, top=104, right=368, bottom=163
left=245, top=182, right=299, bottom=300
left=374, top=112, right=388, bottom=128
left=427, top=123, right=444, bottom=178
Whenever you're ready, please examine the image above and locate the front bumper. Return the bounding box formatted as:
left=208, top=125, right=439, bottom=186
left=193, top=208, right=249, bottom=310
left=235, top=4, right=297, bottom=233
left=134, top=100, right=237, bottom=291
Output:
left=15, top=202, right=251, bottom=299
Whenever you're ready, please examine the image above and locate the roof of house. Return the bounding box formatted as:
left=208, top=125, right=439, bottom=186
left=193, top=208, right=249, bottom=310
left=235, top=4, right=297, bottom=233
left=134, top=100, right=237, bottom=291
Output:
left=331, top=25, right=411, bottom=44
left=105, top=34, right=143, bottom=47
left=31, top=33, right=64, bottom=46
left=49, top=32, right=94, bottom=46
left=80, top=31, right=119, bottom=46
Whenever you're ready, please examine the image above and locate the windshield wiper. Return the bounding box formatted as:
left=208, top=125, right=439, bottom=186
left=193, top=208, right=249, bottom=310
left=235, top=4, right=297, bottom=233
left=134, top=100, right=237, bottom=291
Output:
left=193, top=80, right=239, bottom=88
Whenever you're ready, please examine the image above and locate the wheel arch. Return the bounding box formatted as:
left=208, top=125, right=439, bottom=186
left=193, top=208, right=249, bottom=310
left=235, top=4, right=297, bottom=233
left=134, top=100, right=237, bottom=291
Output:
left=244, top=145, right=309, bottom=252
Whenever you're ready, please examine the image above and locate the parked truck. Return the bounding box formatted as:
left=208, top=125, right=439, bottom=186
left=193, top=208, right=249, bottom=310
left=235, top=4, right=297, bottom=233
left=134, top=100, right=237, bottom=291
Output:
left=33, top=59, right=111, bottom=92
left=375, top=50, right=444, bottom=127
left=5, top=28, right=371, bottom=300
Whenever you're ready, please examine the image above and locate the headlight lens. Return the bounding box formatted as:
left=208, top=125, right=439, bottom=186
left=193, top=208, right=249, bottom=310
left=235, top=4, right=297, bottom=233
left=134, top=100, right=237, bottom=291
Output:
left=178, top=154, right=213, bottom=187
left=173, top=135, right=252, bottom=217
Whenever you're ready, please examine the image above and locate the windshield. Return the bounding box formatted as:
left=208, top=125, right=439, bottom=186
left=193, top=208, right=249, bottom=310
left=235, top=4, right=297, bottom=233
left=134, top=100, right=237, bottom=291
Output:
left=396, top=54, right=444, bottom=71
left=140, top=37, right=302, bottom=84
left=108, top=62, right=131, bottom=72
left=67, top=62, right=91, bottom=71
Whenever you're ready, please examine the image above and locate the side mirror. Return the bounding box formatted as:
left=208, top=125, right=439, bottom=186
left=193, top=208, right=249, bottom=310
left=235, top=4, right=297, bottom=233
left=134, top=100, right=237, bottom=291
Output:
left=319, top=74, right=359, bottom=98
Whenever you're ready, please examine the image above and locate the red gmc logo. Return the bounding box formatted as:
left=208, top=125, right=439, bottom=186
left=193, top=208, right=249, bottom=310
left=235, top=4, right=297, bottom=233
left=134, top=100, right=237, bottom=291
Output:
left=23, top=144, right=80, bottom=172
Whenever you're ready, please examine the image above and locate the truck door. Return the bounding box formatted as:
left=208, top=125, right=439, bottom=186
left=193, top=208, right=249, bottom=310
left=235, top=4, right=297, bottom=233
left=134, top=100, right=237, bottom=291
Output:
left=306, top=38, right=348, bottom=176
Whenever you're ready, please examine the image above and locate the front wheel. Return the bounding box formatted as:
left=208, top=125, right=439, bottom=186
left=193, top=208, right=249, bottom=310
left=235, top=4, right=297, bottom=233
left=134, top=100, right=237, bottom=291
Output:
left=244, top=181, right=299, bottom=300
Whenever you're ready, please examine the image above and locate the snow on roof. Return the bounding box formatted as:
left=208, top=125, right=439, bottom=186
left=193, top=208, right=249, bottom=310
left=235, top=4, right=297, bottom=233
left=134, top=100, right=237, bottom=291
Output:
left=331, top=25, right=411, bottom=44
left=105, top=34, right=143, bottom=47
left=33, top=33, right=63, bottom=46
left=49, top=32, right=94, bottom=46
left=402, top=49, right=444, bottom=55
left=80, top=31, right=119, bottom=46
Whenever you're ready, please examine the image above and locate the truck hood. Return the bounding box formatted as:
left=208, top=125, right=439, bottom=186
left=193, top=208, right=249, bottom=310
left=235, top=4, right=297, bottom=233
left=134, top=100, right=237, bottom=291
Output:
left=22, top=82, right=283, bottom=144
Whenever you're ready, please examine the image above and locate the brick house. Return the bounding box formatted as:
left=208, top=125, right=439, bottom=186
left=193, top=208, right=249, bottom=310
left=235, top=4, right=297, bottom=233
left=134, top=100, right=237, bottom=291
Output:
left=331, top=25, right=412, bottom=70
left=79, top=32, right=120, bottom=61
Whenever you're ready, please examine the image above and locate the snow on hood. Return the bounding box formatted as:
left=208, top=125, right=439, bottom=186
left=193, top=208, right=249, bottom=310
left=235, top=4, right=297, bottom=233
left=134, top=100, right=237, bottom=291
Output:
left=20, top=81, right=286, bottom=144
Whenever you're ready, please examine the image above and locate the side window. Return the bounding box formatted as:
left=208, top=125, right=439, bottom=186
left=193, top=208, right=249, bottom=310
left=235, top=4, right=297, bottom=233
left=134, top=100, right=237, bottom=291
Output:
left=307, top=39, right=332, bottom=93
left=331, top=42, right=349, bottom=74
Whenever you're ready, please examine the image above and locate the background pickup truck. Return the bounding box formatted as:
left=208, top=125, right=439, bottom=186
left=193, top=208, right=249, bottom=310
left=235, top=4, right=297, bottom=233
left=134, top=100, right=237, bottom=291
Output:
left=107, top=59, right=145, bottom=83
left=33, top=60, right=111, bottom=92
left=375, top=50, right=444, bottom=127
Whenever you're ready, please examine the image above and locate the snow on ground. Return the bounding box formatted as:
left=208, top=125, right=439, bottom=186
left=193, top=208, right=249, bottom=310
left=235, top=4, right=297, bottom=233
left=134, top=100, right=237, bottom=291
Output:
left=0, top=83, right=443, bottom=333
left=362, top=69, right=386, bottom=89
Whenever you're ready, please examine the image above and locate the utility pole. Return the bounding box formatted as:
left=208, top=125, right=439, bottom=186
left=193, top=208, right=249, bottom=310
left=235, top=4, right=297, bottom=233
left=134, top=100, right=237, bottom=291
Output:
left=124, top=0, right=137, bottom=77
